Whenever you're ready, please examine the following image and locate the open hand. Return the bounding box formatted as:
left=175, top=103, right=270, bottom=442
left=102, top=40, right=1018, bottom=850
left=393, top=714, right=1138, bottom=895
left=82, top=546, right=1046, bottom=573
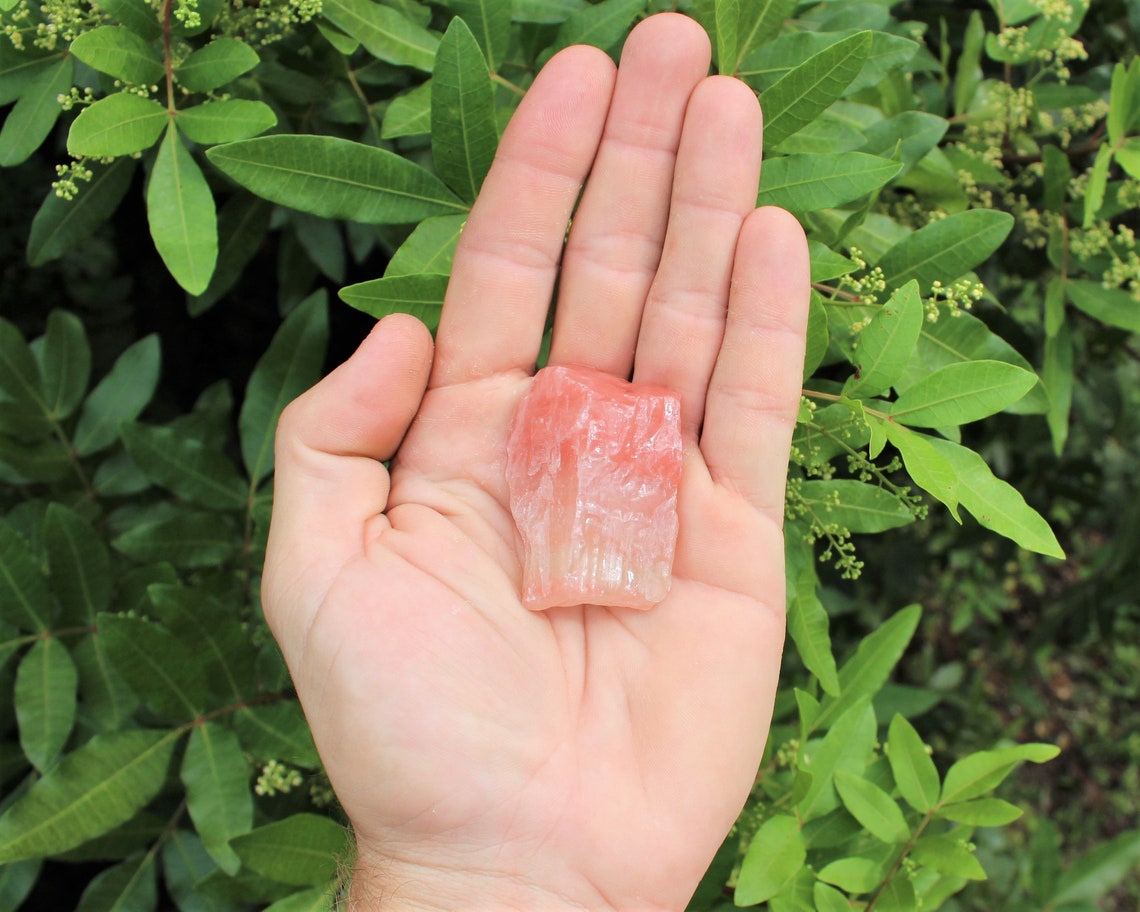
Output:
left=262, top=13, right=810, bottom=911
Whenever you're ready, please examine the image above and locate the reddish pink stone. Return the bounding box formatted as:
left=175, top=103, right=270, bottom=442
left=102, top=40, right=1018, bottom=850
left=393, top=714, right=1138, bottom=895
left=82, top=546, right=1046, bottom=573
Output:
left=506, top=364, right=683, bottom=610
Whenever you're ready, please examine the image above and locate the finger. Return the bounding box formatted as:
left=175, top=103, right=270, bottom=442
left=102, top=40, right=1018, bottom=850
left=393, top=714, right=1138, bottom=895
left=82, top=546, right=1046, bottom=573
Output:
left=701, top=206, right=810, bottom=521
left=262, top=314, right=434, bottom=657
left=632, top=76, right=763, bottom=439
left=430, top=45, right=616, bottom=387
left=548, top=14, right=710, bottom=377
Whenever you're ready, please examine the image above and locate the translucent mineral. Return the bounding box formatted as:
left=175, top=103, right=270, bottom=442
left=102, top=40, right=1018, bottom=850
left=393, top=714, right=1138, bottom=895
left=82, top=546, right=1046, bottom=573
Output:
left=505, top=364, right=683, bottom=610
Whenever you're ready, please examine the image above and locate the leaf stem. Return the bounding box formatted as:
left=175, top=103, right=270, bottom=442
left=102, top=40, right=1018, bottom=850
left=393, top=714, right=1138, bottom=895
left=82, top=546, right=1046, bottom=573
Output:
left=865, top=809, right=935, bottom=911
left=801, top=388, right=892, bottom=422
left=162, top=0, right=175, bottom=111
left=491, top=72, right=525, bottom=98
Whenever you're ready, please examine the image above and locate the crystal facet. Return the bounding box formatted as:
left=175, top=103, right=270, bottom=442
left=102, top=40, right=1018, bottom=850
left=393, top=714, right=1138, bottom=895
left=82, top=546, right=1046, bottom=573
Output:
left=506, top=364, right=683, bottom=610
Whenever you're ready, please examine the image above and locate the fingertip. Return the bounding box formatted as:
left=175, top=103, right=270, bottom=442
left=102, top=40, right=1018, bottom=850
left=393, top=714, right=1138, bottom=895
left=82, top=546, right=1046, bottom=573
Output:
left=280, top=313, right=434, bottom=464
left=736, top=207, right=811, bottom=327
left=625, top=12, right=712, bottom=67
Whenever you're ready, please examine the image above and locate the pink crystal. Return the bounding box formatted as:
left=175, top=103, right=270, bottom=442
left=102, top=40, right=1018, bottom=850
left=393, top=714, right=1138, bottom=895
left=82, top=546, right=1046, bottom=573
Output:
left=505, top=364, right=683, bottom=611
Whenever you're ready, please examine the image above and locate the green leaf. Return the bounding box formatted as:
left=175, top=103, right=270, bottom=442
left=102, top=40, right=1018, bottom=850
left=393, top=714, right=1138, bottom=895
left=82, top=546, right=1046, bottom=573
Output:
left=0, top=520, right=50, bottom=633
left=1116, top=136, right=1140, bottom=180
left=759, top=31, right=871, bottom=149
left=940, top=743, right=1060, bottom=805
left=162, top=829, right=233, bottom=912
left=262, top=886, right=335, bottom=912
left=803, top=292, right=829, bottom=380
left=845, top=280, right=923, bottom=398
left=887, top=714, right=940, bottom=813
left=67, top=91, right=168, bottom=158
left=175, top=37, right=259, bottom=92
left=321, top=0, right=438, bottom=70
left=740, top=29, right=917, bottom=96
left=72, top=633, right=139, bottom=732
left=512, top=0, right=584, bottom=23
left=877, top=209, right=1014, bottom=295
left=0, top=56, right=72, bottom=167
left=28, top=157, right=137, bottom=267
left=96, top=0, right=162, bottom=39
left=882, top=422, right=960, bottom=520
left=175, top=99, right=277, bottom=144
left=385, top=213, right=465, bottom=276
left=74, top=852, right=157, bottom=912
left=147, top=585, right=258, bottom=704
left=834, top=770, right=911, bottom=844
left=240, top=291, right=329, bottom=486
left=15, top=638, right=78, bottom=772
left=798, top=479, right=915, bottom=533
left=44, top=503, right=111, bottom=624
left=36, top=310, right=91, bottom=421
left=441, top=0, right=511, bottom=71
left=0, top=43, right=59, bottom=106
left=98, top=613, right=208, bottom=721
left=69, top=26, right=164, bottom=85
left=735, top=815, right=805, bottom=905
left=757, top=152, right=900, bottom=214
left=813, top=604, right=921, bottom=733
left=1042, top=144, right=1071, bottom=214
left=0, top=857, right=41, bottom=912
left=190, top=193, right=273, bottom=314
left=798, top=697, right=877, bottom=819
left=936, top=797, right=1023, bottom=826
left=926, top=438, right=1064, bottom=558
left=121, top=421, right=248, bottom=509
left=232, top=702, right=320, bottom=768
left=732, top=0, right=798, bottom=74
left=859, top=113, right=947, bottom=173
left=1052, top=828, right=1140, bottom=906
left=338, top=273, right=450, bottom=330
left=812, top=882, right=854, bottom=912
left=74, top=334, right=160, bottom=456
left=111, top=511, right=238, bottom=567
left=873, top=876, right=916, bottom=912
left=0, top=728, right=179, bottom=863
left=910, top=834, right=987, bottom=880
left=710, top=0, right=738, bottom=75
left=786, top=538, right=839, bottom=696
left=381, top=80, right=432, bottom=138
left=207, top=135, right=466, bottom=223
left=432, top=17, right=498, bottom=204
left=953, top=11, right=985, bottom=115
left=229, top=814, right=349, bottom=886
left=1082, top=143, right=1112, bottom=227
left=550, top=0, right=643, bottom=56
left=147, top=123, right=218, bottom=295
left=1043, top=323, right=1073, bottom=457
left=0, top=316, right=44, bottom=411
left=1065, top=278, right=1140, bottom=333
left=816, top=856, right=885, bottom=893
left=889, top=360, right=1037, bottom=428
left=898, top=307, right=1045, bottom=415
left=1107, top=59, right=1140, bottom=145
left=182, top=723, right=253, bottom=875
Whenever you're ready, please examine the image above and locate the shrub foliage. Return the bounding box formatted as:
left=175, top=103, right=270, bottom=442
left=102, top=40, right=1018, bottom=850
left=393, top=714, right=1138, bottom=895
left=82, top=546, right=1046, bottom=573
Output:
left=1, top=0, right=1139, bottom=909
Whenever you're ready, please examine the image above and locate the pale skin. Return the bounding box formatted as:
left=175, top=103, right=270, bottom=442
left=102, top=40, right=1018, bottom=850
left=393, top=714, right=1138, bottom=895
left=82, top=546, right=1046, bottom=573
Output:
left=262, top=13, right=810, bottom=912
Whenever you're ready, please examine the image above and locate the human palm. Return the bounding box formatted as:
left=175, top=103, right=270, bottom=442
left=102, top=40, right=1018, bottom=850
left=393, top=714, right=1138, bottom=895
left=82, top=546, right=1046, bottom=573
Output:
left=262, top=13, right=810, bottom=912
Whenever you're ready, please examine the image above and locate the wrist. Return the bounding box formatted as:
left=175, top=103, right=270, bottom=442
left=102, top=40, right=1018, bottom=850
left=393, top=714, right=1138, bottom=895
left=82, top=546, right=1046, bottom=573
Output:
left=344, top=850, right=667, bottom=912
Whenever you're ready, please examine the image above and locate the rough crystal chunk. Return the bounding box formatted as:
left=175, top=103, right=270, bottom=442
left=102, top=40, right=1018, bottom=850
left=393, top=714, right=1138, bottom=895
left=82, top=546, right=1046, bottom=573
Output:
left=505, top=364, right=683, bottom=610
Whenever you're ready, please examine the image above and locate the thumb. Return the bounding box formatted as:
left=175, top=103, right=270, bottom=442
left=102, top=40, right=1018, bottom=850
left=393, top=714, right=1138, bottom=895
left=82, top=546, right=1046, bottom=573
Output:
left=262, top=314, right=434, bottom=658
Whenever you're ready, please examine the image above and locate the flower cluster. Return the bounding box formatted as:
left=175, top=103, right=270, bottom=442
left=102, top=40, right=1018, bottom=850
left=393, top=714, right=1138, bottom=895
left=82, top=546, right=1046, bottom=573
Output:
left=255, top=759, right=304, bottom=797
left=212, top=0, right=322, bottom=45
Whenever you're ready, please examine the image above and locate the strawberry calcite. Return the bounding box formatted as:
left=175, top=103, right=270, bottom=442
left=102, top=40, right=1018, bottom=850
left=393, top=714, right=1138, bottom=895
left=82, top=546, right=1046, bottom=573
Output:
left=505, top=364, right=683, bottom=610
